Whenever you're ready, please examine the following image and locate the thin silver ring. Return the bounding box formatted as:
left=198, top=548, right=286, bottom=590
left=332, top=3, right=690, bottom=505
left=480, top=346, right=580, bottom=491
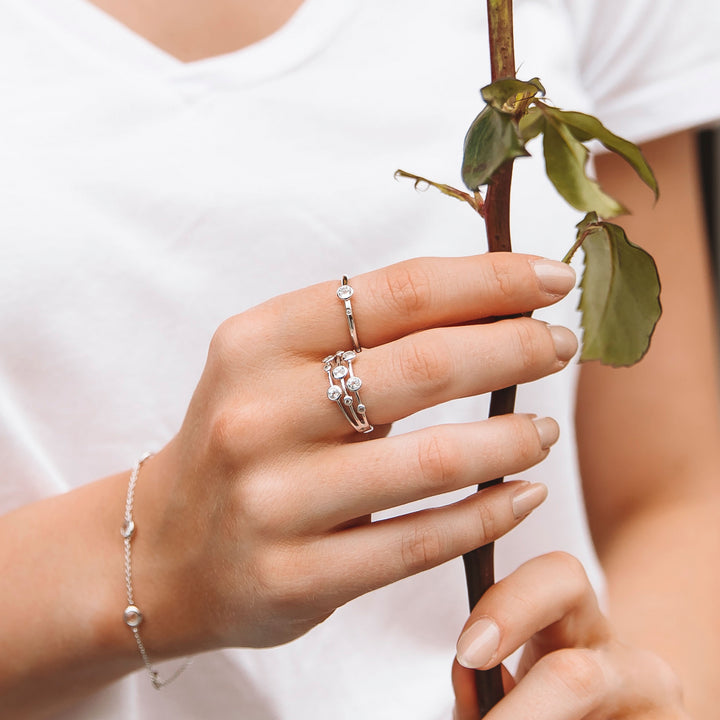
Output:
left=323, top=350, right=373, bottom=433
left=337, top=276, right=362, bottom=353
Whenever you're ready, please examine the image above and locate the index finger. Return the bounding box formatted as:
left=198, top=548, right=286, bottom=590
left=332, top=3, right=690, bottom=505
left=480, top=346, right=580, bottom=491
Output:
left=259, top=254, right=576, bottom=355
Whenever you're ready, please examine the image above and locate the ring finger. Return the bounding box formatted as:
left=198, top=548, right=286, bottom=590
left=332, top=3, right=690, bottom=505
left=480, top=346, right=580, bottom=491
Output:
left=305, top=317, right=576, bottom=437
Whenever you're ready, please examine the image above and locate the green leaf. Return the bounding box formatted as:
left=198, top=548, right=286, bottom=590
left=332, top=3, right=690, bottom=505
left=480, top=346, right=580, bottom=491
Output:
left=543, top=118, right=626, bottom=217
left=577, top=219, right=662, bottom=366
left=518, top=106, right=545, bottom=142
left=462, top=106, right=529, bottom=190
left=543, top=107, right=658, bottom=199
left=480, top=77, right=545, bottom=114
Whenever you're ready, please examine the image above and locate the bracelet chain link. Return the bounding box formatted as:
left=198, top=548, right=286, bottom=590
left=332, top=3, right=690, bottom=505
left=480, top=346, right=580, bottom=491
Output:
left=122, top=452, right=191, bottom=689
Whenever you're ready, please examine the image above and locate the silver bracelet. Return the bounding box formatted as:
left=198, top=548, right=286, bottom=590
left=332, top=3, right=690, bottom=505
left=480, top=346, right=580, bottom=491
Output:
left=122, top=452, right=191, bottom=689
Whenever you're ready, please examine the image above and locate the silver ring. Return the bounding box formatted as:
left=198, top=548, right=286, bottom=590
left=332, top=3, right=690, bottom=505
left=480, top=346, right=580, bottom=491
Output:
left=337, top=276, right=362, bottom=353
left=323, top=350, right=373, bottom=433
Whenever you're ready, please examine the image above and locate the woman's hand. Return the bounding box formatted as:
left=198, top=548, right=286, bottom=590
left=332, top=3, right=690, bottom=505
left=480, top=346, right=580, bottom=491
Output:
left=452, top=551, right=688, bottom=719
left=134, top=253, right=578, bottom=657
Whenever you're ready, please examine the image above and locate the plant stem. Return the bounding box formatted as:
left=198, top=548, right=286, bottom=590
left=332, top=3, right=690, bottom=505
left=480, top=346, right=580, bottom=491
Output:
left=461, top=1, right=517, bottom=716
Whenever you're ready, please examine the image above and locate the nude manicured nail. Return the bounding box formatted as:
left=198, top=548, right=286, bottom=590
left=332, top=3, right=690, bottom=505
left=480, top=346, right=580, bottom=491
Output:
left=456, top=617, right=501, bottom=669
left=512, top=482, right=548, bottom=519
left=532, top=259, right=576, bottom=295
left=549, top=325, right=578, bottom=362
left=532, top=416, right=559, bottom=449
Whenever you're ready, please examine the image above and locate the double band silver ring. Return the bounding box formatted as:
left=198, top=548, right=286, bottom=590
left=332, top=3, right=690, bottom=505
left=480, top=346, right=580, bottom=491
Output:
left=323, top=351, right=373, bottom=433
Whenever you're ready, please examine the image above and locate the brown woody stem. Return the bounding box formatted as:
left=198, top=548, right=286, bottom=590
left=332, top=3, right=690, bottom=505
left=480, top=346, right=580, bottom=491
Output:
left=461, top=0, right=517, bottom=716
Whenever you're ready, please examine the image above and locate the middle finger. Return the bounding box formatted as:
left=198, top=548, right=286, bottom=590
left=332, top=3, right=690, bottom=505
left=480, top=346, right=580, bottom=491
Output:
left=302, top=317, right=576, bottom=437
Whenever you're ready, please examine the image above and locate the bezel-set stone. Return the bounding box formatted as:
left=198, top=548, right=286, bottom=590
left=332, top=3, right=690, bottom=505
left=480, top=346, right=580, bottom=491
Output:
left=322, top=355, right=335, bottom=364
left=332, top=365, right=348, bottom=379
left=327, top=386, right=343, bottom=401
left=121, top=519, right=135, bottom=538
left=346, top=376, right=362, bottom=391
left=124, top=605, right=143, bottom=628
left=343, top=395, right=354, bottom=406
left=357, top=404, right=366, bottom=414
left=337, top=285, right=353, bottom=300
left=342, top=351, right=356, bottom=361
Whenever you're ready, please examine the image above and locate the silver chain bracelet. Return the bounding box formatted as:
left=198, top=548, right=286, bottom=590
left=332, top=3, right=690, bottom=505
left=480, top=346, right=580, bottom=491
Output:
left=122, top=452, right=191, bottom=689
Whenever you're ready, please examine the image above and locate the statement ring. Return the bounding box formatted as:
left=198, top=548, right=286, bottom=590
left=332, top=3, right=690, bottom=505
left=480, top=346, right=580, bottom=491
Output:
left=337, top=276, right=362, bottom=353
left=323, top=351, right=373, bottom=433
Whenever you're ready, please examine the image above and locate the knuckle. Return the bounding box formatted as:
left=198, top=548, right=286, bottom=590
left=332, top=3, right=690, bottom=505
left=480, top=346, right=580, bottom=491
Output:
left=254, top=545, right=313, bottom=608
left=400, top=524, right=447, bottom=575
left=549, top=551, right=590, bottom=591
left=639, top=648, right=685, bottom=706
left=208, top=317, right=241, bottom=367
left=540, top=648, right=607, bottom=706
left=208, top=407, right=245, bottom=457
left=379, top=261, right=432, bottom=318
left=507, top=416, right=546, bottom=466
left=234, top=476, right=284, bottom=534
left=396, top=339, right=452, bottom=395
left=510, top=318, right=548, bottom=370
left=471, top=494, right=498, bottom=543
left=413, top=430, right=461, bottom=491
left=206, top=403, right=261, bottom=465
left=486, top=256, right=517, bottom=300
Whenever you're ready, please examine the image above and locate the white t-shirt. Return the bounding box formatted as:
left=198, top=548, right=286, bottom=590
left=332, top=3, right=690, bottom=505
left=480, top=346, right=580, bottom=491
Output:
left=1, top=1, right=719, bottom=718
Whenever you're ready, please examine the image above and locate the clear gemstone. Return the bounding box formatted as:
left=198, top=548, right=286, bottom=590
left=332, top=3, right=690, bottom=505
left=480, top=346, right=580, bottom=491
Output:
left=327, top=386, right=342, bottom=401
left=357, top=404, right=366, bottom=414
left=322, top=355, right=335, bottom=364
left=124, top=605, right=143, bottom=628
left=337, top=285, right=353, bottom=300
left=323, top=362, right=332, bottom=372
left=342, top=351, right=356, bottom=361
left=332, top=365, right=348, bottom=379
left=343, top=395, right=354, bottom=406
left=346, top=376, right=362, bottom=391
left=121, top=519, right=135, bottom=538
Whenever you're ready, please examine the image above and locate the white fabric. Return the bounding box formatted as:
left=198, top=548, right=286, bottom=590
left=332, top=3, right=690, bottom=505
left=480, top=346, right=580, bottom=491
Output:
left=0, top=0, right=719, bottom=717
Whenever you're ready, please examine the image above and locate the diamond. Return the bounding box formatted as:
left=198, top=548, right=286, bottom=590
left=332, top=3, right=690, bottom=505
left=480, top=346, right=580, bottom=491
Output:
left=343, top=395, right=354, bottom=406
left=322, top=355, right=335, bottom=364
left=342, top=351, right=356, bottom=362
left=323, top=362, right=332, bottom=372
left=332, top=365, right=348, bottom=379
left=357, top=404, right=366, bottom=414
left=327, top=386, right=342, bottom=401
left=346, top=376, right=362, bottom=391
left=337, top=285, right=353, bottom=300
left=124, top=605, right=143, bottom=628
left=121, top=519, right=135, bottom=539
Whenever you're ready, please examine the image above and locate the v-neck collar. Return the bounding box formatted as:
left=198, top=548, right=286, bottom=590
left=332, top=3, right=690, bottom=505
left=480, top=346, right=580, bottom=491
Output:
left=23, top=0, right=359, bottom=89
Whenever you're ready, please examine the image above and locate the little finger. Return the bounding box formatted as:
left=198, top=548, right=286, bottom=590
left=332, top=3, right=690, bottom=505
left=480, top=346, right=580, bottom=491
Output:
left=307, top=480, right=548, bottom=604
left=290, top=415, right=558, bottom=531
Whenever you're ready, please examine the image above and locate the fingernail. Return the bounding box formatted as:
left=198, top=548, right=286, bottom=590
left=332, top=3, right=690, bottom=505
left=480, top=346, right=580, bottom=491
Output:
left=531, top=259, right=576, bottom=295
left=549, top=325, right=578, bottom=362
left=512, top=482, right=548, bottom=519
left=456, top=617, right=501, bottom=669
left=532, top=416, right=559, bottom=449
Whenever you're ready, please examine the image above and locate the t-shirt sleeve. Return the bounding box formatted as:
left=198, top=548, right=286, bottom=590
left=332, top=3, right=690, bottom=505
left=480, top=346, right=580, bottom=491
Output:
left=562, top=0, right=720, bottom=142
